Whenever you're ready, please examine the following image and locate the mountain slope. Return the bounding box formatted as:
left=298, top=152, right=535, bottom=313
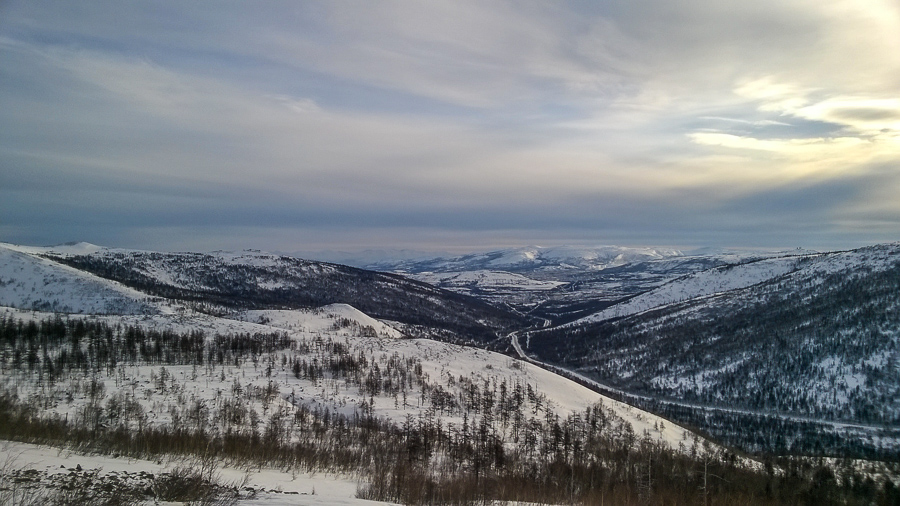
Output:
left=527, top=243, right=900, bottom=457
left=359, top=244, right=685, bottom=273
left=46, top=248, right=527, bottom=346
left=568, top=254, right=805, bottom=325
left=1, top=302, right=783, bottom=504
left=0, top=304, right=726, bottom=458
left=0, top=243, right=156, bottom=314
left=360, top=245, right=816, bottom=325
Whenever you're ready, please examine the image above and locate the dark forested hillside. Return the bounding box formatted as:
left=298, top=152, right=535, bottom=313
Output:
left=527, top=244, right=900, bottom=458
left=50, top=250, right=527, bottom=346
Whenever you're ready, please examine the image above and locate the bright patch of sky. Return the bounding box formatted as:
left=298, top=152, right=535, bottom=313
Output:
left=1, top=1, right=898, bottom=253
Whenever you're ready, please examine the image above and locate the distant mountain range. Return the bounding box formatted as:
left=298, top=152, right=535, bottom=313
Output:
left=341, top=244, right=686, bottom=273
left=2, top=239, right=897, bottom=461
left=309, top=244, right=818, bottom=273
left=342, top=244, right=820, bottom=325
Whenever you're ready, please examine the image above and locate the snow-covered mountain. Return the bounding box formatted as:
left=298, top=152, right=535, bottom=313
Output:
left=0, top=243, right=156, bottom=314
left=569, top=244, right=899, bottom=326
left=568, top=254, right=803, bottom=325
left=528, top=242, right=900, bottom=458
left=37, top=245, right=527, bottom=346
left=358, top=244, right=685, bottom=273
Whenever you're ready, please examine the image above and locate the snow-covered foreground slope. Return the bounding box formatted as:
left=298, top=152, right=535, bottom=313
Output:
left=0, top=305, right=712, bottom=458
left=2, top=301, right=769, bottom=504
left=1, top=441, right=391, bottom=506
left=0, top=243, right=156, bottom=314
left=239, top=304, right=404, bottom=338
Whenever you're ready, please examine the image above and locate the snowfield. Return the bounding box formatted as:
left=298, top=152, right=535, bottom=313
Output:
left=0, top=440, right=394, bottom=506
left=0, top=243, right=157, bottom=315
left=0, top=303, right=699, bottom=455
left=412, top=270, right=565, bottom=292
left=570, top=244, right=900, bottom=326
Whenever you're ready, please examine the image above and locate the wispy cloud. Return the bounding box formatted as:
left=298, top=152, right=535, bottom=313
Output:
left=1, top=0, right=899, bottom=251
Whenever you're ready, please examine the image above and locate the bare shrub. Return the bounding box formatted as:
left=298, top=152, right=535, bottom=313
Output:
left=152, top=454, right=240, bottom=506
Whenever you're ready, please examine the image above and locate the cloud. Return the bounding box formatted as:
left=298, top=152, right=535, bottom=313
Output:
left=2, top=1, right=900, bottom=251
left=797, top=98, right=900, bottom=138
left=686, top=70, right=900, bottom=191
left=699, top=117, right=793, bottom=128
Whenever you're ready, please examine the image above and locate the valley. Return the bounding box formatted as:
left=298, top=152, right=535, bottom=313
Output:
left=370, top=243, right=900, bottom=461
left=0, top=241, right=898, bottom=504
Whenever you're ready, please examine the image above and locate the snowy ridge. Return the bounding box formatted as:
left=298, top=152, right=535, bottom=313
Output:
left=412, top=270, right=565, bottom=291
left=239, top=304, right=404, bottom=338
left=569, top=255, right=803, bottom=325
left=1, top=241, right=106, bottom=256
left=83, top=249, right=338, bottom=292
left=570, top=244, right=900, bottom=326
left=361, top=244, right=684, bottom=273
left=40, top=245, right=523, bottom=344
left=0, top=244, right=156, bottom=314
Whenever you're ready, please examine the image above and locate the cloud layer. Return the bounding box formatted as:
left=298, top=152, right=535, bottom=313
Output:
left=1, top=1, right=898, bottom=252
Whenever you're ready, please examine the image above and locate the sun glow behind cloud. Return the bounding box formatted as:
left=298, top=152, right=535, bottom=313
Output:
left=689, top=75, right=900, bottom=192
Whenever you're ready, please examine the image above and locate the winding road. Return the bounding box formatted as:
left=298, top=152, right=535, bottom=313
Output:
left=508, top=329, right=899, bottom=435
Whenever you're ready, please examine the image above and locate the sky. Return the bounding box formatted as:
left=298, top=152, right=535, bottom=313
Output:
left=1, top=1, right=899, bottom=255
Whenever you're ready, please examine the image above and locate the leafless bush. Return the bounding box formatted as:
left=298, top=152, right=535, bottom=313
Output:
left=152, top=454, right=240, bottom=506
left=0, top=448, right=142, bottom=506
left=0, top=448, right=52, bottom=506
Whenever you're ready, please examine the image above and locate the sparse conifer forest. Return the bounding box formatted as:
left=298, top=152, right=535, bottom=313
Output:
left=2, top=312, right=898, bottom=505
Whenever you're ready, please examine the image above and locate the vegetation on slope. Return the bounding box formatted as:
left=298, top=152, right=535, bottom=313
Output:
left=51, top=251, right=527, bottom=346
left=529, top=248, right=900, bottom=459
left=3, top=314, right=897, bottom=504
